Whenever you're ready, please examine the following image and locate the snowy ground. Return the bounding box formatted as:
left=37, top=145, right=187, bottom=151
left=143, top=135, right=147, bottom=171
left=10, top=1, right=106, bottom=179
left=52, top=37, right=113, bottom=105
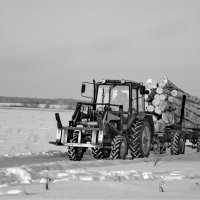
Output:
left=0, top=108, right=200, bottom=199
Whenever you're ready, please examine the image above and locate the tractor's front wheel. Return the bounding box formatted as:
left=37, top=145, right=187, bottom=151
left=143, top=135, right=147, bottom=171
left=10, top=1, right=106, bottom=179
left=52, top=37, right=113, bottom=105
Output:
left=129, top=119, right=152, bottom=159
left=171, top=131, right=185, bottom=155
left=68, top=132, right=86, bottom=161
left=91, top=148, right=111, bottom=159
left=110, top=135, right=128, bottom=159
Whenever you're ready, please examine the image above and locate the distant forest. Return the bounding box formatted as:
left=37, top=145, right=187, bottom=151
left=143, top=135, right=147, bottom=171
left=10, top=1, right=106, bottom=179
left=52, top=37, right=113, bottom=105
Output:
left=0, top=96, right=78, bottom=109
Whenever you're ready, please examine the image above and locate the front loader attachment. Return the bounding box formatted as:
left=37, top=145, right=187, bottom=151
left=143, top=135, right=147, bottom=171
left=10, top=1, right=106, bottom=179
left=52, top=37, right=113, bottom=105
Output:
left=49, top=113, right=105, bottom=148
left=49, top=113, right=64, bottom=145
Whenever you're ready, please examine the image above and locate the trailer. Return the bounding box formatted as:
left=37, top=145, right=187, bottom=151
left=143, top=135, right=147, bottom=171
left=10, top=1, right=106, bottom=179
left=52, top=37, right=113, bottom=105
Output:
left=153, top=95, right=200, bottom=154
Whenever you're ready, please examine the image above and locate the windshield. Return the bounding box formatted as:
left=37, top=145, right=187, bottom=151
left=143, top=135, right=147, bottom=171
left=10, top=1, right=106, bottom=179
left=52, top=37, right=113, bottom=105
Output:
left=96, top=84, right=129, bottom=111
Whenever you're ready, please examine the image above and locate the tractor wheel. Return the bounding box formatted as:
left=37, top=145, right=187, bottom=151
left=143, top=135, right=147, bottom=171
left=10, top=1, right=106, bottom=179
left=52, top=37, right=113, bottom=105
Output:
left=91, top=148, right=111, bottom=159
left=68, top=132, right=85, bottom=161
left=197, top=133, right=200, bottom=152
left=129, top=119, right=152, bottom=159
left=110, top=135, right=128, bottom=159
left=171, top=131, right=185, bottom=155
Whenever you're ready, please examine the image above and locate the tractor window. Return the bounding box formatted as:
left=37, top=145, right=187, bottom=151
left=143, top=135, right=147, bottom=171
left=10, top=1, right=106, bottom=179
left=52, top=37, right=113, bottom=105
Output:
left=132, top=89, right=144, bottom=112
left=110, top=86, right=129, bottom=111
left=96, top=85, right=129, bottom=111
left=96, top=85, right=110, bottom=108
left=132, top=89, right=137, bottom=111
left=138, top=90, right=144, bottom=112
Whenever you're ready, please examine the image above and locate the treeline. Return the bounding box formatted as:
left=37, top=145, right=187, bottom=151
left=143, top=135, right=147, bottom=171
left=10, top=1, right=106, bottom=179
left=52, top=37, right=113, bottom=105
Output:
left=0, top=96, right=78, bottom=110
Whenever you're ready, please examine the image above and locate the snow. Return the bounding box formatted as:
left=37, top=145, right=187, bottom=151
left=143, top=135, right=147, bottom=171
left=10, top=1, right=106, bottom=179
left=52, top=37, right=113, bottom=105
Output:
left=6, top=167, right=32, bottom=184
left=0, top=151, right=200, bottom=199
left=0, top=108, right=200, bottom=199
left=0, top=157, right=188, bottom=186
left=0, top=153, right=200, bottom=199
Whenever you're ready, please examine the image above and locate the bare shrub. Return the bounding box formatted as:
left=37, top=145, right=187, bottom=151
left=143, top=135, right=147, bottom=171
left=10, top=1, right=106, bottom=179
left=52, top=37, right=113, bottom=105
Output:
left=152, top=143, right=167, bottom=166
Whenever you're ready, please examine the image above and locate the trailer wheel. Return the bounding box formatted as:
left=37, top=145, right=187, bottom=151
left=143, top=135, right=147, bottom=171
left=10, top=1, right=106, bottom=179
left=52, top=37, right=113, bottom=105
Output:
left=91, top=148, right=111, bottom=159
left=171, top=131, right=185, bottom=155
left=110, top=135, right=128, bottom=159
left=68, top=132, right=85, bottom=161
left=129, top=119, right=152, bottom=159
left=197, top=133, right=200, bottom=152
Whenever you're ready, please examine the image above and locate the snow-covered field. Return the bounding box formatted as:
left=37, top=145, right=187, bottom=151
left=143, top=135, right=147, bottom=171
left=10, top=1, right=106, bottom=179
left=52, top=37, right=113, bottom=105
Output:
left=0, top=108, right=200, bottom=199
left=0, top=108, right=73, bottom=156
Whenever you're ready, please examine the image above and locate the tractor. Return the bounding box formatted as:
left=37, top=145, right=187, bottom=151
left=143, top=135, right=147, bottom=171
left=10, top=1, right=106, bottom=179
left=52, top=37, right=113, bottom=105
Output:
left=50, top=79, right=154, bottom=161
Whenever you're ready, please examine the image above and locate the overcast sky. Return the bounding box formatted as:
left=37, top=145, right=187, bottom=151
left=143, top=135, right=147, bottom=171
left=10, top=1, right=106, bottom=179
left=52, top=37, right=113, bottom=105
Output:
left=0, top=0, right=200, bottom=99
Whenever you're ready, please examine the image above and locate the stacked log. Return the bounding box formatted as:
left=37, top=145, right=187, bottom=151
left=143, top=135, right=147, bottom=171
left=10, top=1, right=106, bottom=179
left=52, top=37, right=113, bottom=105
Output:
left=145, top=76, right=200, bottom=132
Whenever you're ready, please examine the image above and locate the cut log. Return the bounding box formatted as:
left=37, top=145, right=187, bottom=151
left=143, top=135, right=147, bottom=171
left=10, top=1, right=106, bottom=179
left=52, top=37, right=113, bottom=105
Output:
left=184, top=110, right=200, bottom=124
left=146, top=105, right=155, bottom=112
left=162, top=111, right=175, bottom=125
left=187, top=102, right=200, bottom=110
left=171, top=90, right=184, bottom=98
left=162, top=89, right=172, bottom=96
left=155, top=106, right=162, bottom=115
left=154, top=119, right=166, bottom=132
left=156, top=87, right=163, bottom=94
left=158, top=100, right=168, bottom=112
left=158, top=101, right=176, bottom=112
left=168, top=96, right=200, bottom=117
left=172, top=104, right=200, bottom=125
left=154, top=94, right=160, bottom=99
left=145, top=76, right=200, bottom=128
left=156, top=87, right=171, bottom=96
left=146, top=78, right=158, bottom=89
left=152, top=98, right=160, bottom=107
left=182, top=119, right=198, bottom=129
left=171, top=89, right=200, bottom=105
left=159, top=94, right=168, bottom=101
left=168, top=96, right=181, bottom=105
left=158, top=76, right=184, bottom=92
left=170, top=104, right=182, bottom=117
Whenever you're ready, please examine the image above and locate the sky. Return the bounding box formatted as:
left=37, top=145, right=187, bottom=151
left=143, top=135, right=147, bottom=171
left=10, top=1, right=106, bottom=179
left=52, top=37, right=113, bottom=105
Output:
left=0, top=0, right=200, bottom=99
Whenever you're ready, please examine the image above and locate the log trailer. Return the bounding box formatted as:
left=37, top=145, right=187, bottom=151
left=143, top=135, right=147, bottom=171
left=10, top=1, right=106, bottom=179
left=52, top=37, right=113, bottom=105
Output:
left=49, top=79, right=200, bottom=161
left=153, top=94, right=200, bottom=155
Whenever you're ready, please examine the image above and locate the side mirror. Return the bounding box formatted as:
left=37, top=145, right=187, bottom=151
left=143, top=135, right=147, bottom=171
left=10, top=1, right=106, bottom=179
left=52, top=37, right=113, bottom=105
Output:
left=81, top=84, right=86, bottom=93
left=139, top=86, right=146, bottom=95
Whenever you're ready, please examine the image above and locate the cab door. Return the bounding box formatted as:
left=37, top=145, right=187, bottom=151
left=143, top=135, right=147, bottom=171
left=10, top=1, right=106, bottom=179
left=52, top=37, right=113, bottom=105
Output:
left=132, top=88, right=144, bottom=112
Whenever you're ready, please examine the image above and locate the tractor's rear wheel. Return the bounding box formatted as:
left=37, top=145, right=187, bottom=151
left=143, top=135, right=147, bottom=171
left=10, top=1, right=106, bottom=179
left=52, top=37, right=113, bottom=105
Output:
left=171, top=131, right=185, bottom=155
left=110, top=135, right=128, bottom=159
left=129, top=119, right=152, bottom=159
left=68, top=132, right=85, bottom=161
left=91, top=148, right=111, bottom=159
left=197, top=133, right=200, bottom=152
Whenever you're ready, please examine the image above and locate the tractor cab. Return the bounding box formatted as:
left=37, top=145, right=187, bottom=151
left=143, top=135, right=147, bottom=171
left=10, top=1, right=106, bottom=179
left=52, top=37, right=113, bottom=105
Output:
left=81, top=79, right=146, bottom=115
